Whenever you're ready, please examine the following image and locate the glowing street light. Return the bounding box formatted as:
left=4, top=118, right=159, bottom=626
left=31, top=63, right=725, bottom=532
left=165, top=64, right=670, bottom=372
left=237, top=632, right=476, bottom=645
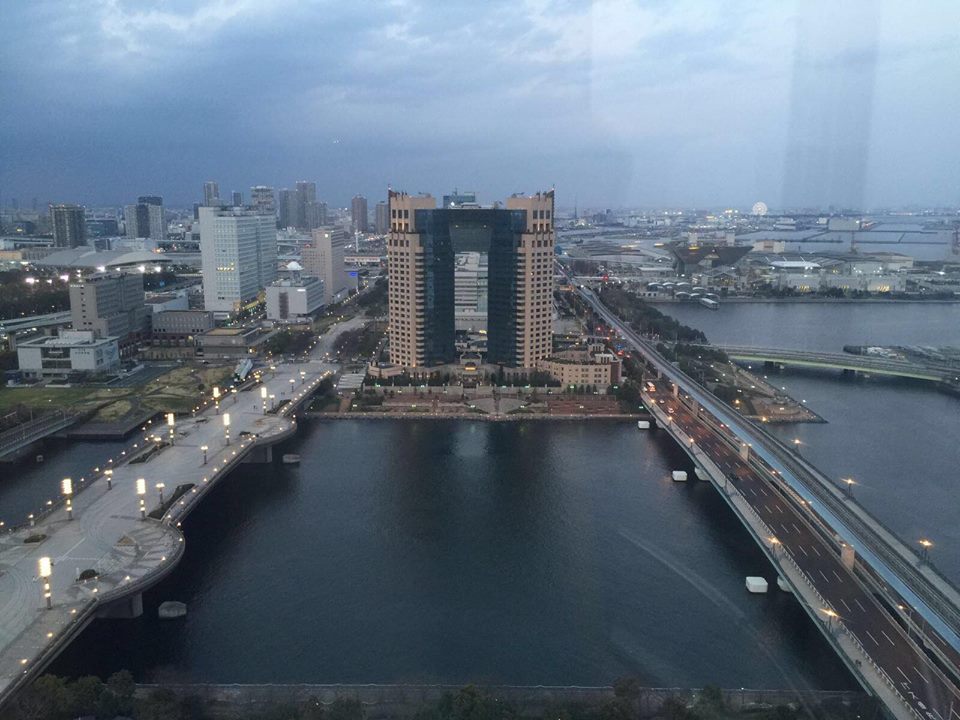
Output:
left=166, top=412, right=175, bottom=445
left=60, top=477, right=74, bottom=520
left=821, top=608, right=838, bottom=633
left=769, top=536, right=781, bottom=558
left=136, top=478, right=146, bottom=520
left=213, top=386, right=221, bottom=414
left=104, top=468, right=113, bottom=490
left=300, top=370, right=306, bottom=385
left=38, top=557, right=53, bottom=609
left=156, top=482, right=166, bottom=504
left=842, top=477, right=856, bottom=498
left=260, top=386, right=268, bottom=415
left=201, top=445, right=208, bottom=465
left=231, top=387, right=238, bottom=405
left=269, top=394, right=276, bottom=411
left=919, top=538, right=934, bottom=563
left=223, top=413, right=231, bottom=446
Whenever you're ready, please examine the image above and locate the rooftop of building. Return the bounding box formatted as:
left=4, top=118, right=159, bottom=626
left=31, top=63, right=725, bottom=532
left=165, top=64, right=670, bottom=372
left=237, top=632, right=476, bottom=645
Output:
left=33, top=248, right=169, bottom=270
left=19, top=330, right=118, bottom=348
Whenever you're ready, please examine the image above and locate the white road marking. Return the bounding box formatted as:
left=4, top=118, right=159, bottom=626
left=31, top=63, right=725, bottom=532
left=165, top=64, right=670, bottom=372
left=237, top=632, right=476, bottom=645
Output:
left=812, top=545, right=822, bottom=557
left=912, top=667, right=929, bottom=684
left=855, top=598, right=867, bottom=612
left=798, top=545, right=809, bottom=557
left=56, top=538, right=86, bottom=561
left=840, top=598, right=852, bottom=612
left=881, top=629, right=897, bottom=646
left=866, top=630, right=881, bottom=646
left=832, top=570, right=844, bottom=583
left=896, top=666, right=911, bottom=683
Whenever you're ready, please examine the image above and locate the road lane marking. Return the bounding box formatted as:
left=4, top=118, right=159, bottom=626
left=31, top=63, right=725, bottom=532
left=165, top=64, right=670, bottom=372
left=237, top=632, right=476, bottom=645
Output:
left=881, top=629, right=897, bottom=646
left=812, top=545, right=822, bottom=557
left=791, top=522, right=801, bottom=534
left=895, top=666, right=910, bottom=683
left=832, top=570, right=844, bottom=583
left=56, top=538, right=86, bottom=562
left=840, top=599, right=852, bottom=612
left=854, top=598, right=867, bottom=612
left=866, top=630, right=881, bottom=646
left=912, top=667, right=929, bottom=684
left=798, top=545, right=809, bottom=557
left=774, top=504, right=783, bottom=513
left=764, top=504, right=772, bottom=514
left=818, top=570, right=830, bottom=583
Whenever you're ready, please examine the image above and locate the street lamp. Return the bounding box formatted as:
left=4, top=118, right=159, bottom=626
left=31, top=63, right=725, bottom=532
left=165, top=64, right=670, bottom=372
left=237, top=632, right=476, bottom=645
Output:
left=260, top=386, right=268, bottom=414
left=769, top=536, right=781, bottom=558
left=269, top=394, right=276, bottom=411
left=136, top=478, right=146, bottom=520
left=842, top=478, right=855, bottom=498
left=201, top=445, right=208, bottom=465
left=38, top=557, right=53, bottom=609
left=223, top=413, right=231, bottom=446
left=300, top=370, right=306, bottom=385
left=919, top=538, right=933, bottom=564
left=231, top=387, right=238, bottom=405
left=61, top=478, right=73, bottom=520
left=166, top=412, right=175, bottom=445
left=821, top=608, right=838, bottom=633
left=104, top=468, right=113, bottom=490
left=213, top=386, right=221, bottom=414
left=156, top=482, right=166, bottom=504
left=289, top=378, right=295, bottom=395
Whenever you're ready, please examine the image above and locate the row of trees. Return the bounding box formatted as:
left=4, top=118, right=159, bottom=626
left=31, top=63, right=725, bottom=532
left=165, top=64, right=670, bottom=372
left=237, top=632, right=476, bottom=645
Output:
left=597, top=287, right=707, bottom=344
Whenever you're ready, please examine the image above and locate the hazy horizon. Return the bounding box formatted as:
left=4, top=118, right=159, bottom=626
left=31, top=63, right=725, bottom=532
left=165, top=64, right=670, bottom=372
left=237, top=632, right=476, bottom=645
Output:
left=2, top=0, right=958, bottom=210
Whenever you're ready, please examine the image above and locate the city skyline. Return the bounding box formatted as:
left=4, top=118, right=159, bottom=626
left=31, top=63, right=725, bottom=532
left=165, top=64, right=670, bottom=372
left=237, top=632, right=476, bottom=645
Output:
left=1, top=1, right=959, bottom=210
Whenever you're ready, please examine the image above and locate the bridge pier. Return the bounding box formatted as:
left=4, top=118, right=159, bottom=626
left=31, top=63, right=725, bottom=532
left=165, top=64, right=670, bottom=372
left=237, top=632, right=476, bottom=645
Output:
left=739, top=443, right=750, bottom=462
left=97, top=592, right=143, bottom=619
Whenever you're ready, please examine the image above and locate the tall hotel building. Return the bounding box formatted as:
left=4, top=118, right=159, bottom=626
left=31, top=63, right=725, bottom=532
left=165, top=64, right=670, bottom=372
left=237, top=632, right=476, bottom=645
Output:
left=387, top=189, right=555, bottom=369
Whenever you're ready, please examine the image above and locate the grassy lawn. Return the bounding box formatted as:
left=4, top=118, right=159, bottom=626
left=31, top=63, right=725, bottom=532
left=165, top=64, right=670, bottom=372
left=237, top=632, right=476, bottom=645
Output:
left=0, top=363, right=234, bottom=418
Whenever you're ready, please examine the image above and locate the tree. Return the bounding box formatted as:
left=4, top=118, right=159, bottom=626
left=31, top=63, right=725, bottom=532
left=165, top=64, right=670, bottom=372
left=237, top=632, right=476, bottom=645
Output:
left=66, top=676, right=103, bottom=718
left=137, top=687, right=182, bottom=720
left=10, top=674, right=71, bottom=720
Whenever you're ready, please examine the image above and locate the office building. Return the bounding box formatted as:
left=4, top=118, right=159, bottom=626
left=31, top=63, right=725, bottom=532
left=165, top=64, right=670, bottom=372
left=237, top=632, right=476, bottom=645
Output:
left=351, top=195, right=368, bottom=233
left=50, top=204, right=87, bottom=248
left=302, top=227, right=347, bottom=304
left=86, top=217, right=120, bottom=238
left=17, top=330, right=120, bottom=380
left=295, top=181, right=316, bottom=229
left=375, top=201, right=390, bottom=234
left=454, top=252, right=488, bottom=331
left=69, top=271, right=148, bottom=353
left=387, top=189, right=555, bottom=369
left=151, top=310, right=215, bottom=346
left=199, top=206, right=278, bottom=315
left=250, top=186, right=276, bottom=216
left=231, top=190, right=243, bottom=207
left=266, top=276, right=325, bottom=322
left=124, top=196, right=165, bottom=240
left=203, top=181, right=220, bottom=206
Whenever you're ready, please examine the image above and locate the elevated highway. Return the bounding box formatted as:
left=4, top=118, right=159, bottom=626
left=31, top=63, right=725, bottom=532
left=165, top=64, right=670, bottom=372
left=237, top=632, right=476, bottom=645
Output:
left=577, top=286, right=960, bottom=720
left=714, top=345, right=960, bottom=385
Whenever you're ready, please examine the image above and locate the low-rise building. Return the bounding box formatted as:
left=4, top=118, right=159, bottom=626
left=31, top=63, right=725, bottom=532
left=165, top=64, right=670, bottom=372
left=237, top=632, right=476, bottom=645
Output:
left=17, top=330, right=120, bottom=380
left=265, top=276, right=324, bottom=322
left=537, top=341, right=621, bottom=390
left=151, top=310, right=215, bottom=346
left=196, top=325, right=270, bottom=359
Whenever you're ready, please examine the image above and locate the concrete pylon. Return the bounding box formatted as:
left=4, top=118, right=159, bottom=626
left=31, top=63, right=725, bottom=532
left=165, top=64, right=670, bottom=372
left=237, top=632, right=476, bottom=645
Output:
left=739, top=444, right=750, bottom=461
left=841, top=544, right=856, bottom=571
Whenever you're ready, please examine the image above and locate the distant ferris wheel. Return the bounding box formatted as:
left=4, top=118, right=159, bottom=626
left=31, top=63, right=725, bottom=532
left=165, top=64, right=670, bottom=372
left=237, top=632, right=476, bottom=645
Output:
left=751, top=201, right=768, bottom=216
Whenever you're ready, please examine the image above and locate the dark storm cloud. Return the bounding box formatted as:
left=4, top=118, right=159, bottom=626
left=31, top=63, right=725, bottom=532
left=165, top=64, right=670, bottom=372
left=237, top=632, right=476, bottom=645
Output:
left=1, top=0, right=958, bottom=210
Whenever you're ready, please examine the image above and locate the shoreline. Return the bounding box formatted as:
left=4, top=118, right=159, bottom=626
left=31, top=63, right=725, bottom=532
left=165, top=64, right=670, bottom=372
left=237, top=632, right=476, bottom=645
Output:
left=647, top=297, right=960, bottom=305
left=303, top=412, right=649, bottom=422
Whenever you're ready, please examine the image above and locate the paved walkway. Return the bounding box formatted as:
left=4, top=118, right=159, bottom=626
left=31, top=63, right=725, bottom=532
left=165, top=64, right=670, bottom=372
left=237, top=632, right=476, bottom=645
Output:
left=0, top=315, right=366, bottom=706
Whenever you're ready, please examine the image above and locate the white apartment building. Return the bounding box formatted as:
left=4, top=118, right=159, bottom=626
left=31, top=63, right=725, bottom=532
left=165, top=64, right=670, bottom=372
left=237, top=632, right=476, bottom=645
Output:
left=199, top=206, right=278, bottom=315
left=302, top=226, right=347, bottom=304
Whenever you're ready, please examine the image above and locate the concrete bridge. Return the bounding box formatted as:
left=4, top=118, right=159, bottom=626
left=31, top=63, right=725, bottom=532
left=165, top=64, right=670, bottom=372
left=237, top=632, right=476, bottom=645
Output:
left=0, top=410, right=80, bottom=462
left=0, top=316, right=365, bottom=711
left=714, top=345, right=960, bottom=385
left=579, top=286, right=960, bottom=720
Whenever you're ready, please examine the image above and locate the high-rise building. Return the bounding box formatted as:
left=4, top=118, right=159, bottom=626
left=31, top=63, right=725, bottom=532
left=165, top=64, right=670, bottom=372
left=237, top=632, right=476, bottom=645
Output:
left=69, top=272, right=148, bottom=353
left=199, top=206, right=278, bottom=315
left=387, top=189, right=555, bottom=369
left=250, top=186, right=276, bottom=216
left=232, top=191, right=243, bottom=207
left=374, top=201, right=390, bottom=234
left=278, top=188, right=297, bottom=229
left=351, top=195, right=368, bottom=233
left=124, top=196, right=165, bottom=240
left=295, top=181, right=317, bottom=229
left=50, top=204, right=88, bottom=248
left=203, top=181, right=220, bottom=206
left=302, top=226, right=347, bottom=304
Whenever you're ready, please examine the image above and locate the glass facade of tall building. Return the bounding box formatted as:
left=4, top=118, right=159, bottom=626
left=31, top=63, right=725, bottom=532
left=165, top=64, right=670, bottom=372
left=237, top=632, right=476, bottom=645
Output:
left=388, top=190, right=554, bottom=369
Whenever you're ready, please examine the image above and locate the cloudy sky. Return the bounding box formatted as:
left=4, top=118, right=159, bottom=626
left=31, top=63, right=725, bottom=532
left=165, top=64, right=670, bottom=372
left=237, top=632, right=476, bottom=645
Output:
left=1, top=0, right=958, bottom=210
